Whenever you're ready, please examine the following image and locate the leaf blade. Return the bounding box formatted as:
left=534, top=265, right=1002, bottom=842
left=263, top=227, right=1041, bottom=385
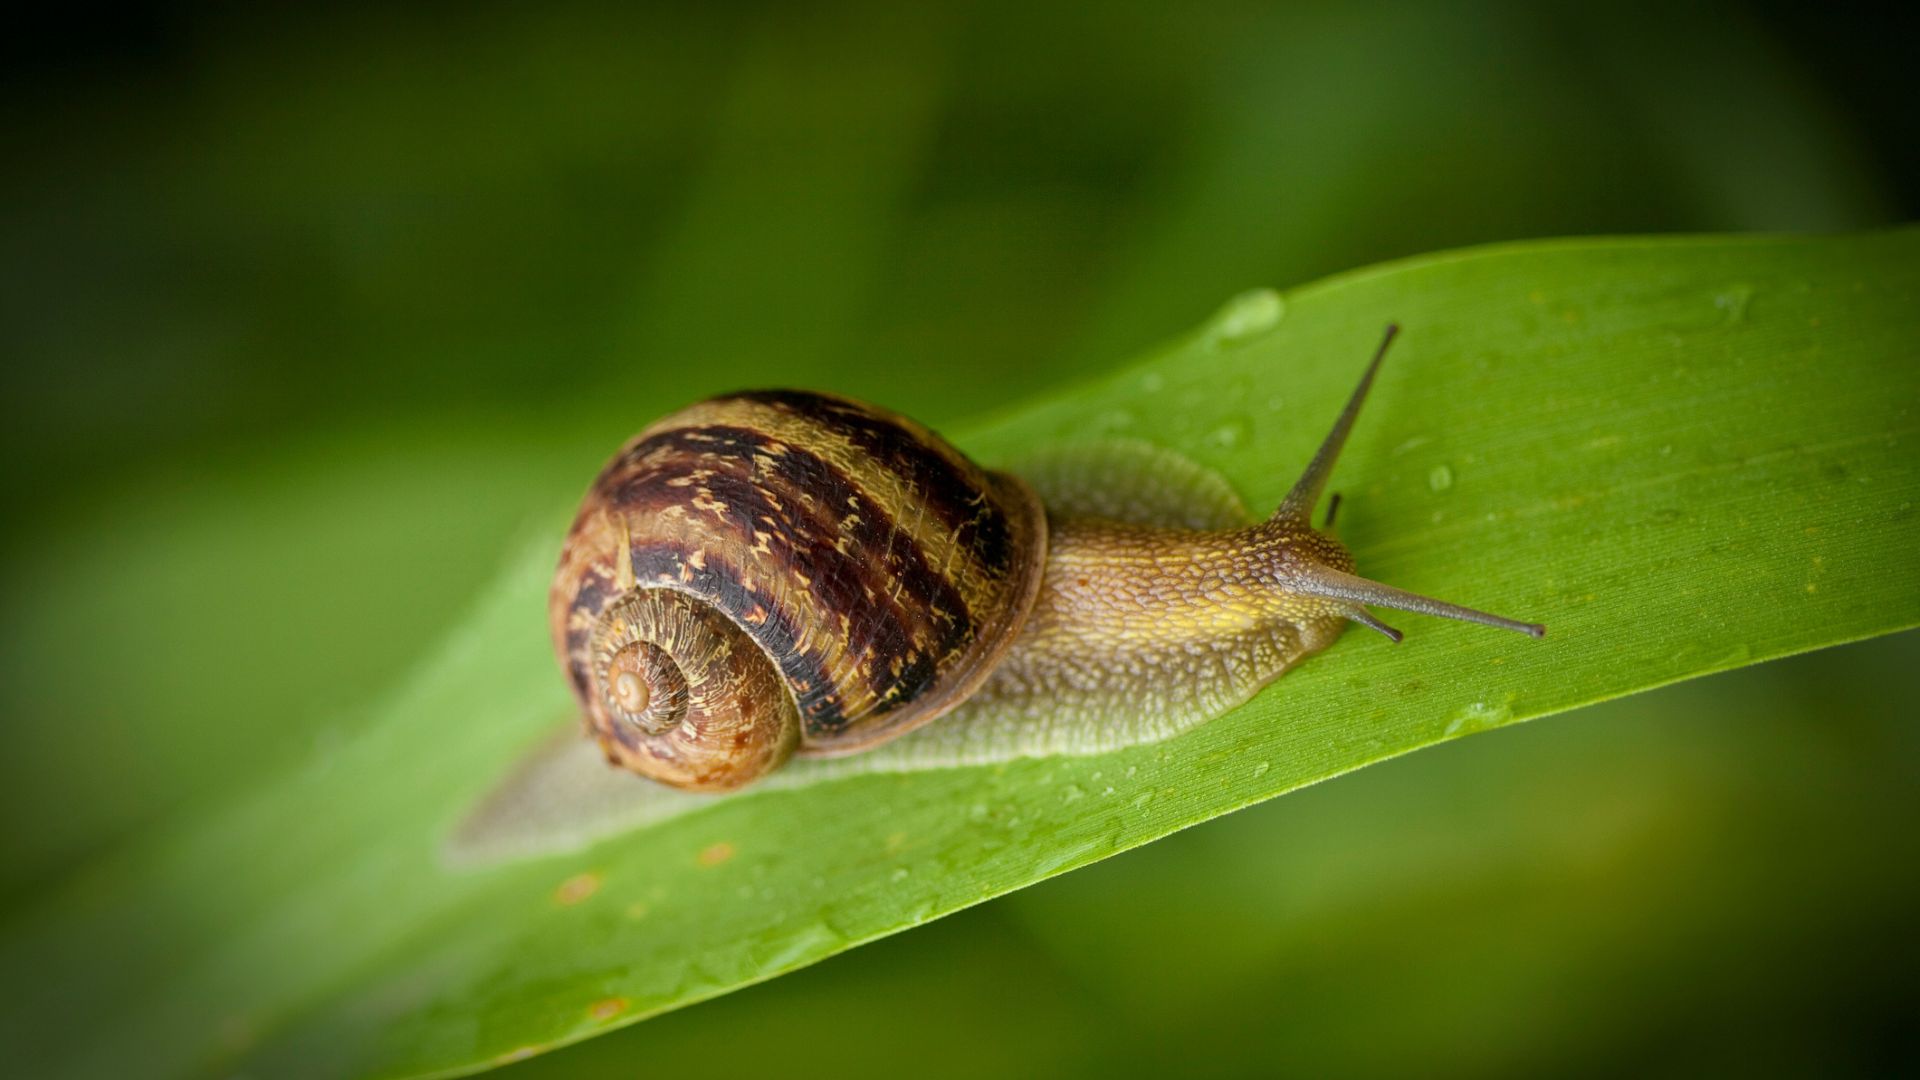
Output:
left=4, top=230, right=1916, bottom=1079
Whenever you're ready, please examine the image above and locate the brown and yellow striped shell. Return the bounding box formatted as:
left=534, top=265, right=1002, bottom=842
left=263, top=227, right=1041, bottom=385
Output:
left=549, top=390, right=1048, bottom=791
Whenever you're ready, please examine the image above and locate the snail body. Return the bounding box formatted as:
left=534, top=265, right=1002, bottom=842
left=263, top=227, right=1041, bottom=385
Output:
left=551, top=326, right=1544, bottom=792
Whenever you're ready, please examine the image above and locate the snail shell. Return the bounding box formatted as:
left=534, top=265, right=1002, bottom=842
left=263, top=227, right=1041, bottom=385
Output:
left=550, top=391, right=1047, bottom=790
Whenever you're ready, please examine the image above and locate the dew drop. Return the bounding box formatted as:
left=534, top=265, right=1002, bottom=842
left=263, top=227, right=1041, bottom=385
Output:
left=1205, top=288, right=1286, bottom=348
left=1715, top=283, right=1754, bottom=323
left=890, top=867, right=910, bottom=883
left=1206, top=414, right=1253, bottom=449
left=1061, top=784, right=1087, bottom=804
left=1428, top=464, right=1455, bottom=493
left=1444, top=700, right=1513, bottom=737
left=1251, top=761, right=1271, bottom=779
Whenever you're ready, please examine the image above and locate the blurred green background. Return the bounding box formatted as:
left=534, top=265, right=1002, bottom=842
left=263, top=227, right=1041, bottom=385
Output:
left=1, top=1, right=1914, bottom=1075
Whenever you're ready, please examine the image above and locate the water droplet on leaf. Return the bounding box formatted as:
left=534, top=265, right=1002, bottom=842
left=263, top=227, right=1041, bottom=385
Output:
left=1205, top=288, right=1285, bottom=348
left=1444, top=700, right=1513, bottom=737
left=1207, top=415, right=1252, bottom=449
left=1716, top=284, right=1754, bottom=323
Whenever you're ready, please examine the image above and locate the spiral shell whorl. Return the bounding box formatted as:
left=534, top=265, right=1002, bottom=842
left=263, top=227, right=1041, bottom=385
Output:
left=583, top=589, right=800, bottom=790
left=592, top=633, right=688, bottom=736
left=550, top=389, right=1047, bottom=786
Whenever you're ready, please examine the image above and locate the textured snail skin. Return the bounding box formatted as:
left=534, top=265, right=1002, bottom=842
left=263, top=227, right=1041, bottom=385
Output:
left=552, top=328, right=1543, bottom=792
left=965, top=517, right=1356, bottom=745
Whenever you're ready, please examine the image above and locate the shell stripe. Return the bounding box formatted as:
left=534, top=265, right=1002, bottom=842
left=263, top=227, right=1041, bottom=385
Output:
left=617, top=392, right=1009, bottom=606
left=626, top=547, right=849, bottom=727
left=561, top=572, right=616, bottom=694
left=711, top=390, right=1016, bottom=575
left=605, top=423, right=980, bottom=732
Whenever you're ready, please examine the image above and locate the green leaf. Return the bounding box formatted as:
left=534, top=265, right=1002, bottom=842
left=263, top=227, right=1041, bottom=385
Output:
left=500, top=633, right=1920, bottom=1078
left=5, top=231, right=1916, bottom=1079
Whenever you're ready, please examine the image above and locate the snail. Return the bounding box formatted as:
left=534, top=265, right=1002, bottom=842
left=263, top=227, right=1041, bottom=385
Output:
left=549, top=325, right=1543, bottom=793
